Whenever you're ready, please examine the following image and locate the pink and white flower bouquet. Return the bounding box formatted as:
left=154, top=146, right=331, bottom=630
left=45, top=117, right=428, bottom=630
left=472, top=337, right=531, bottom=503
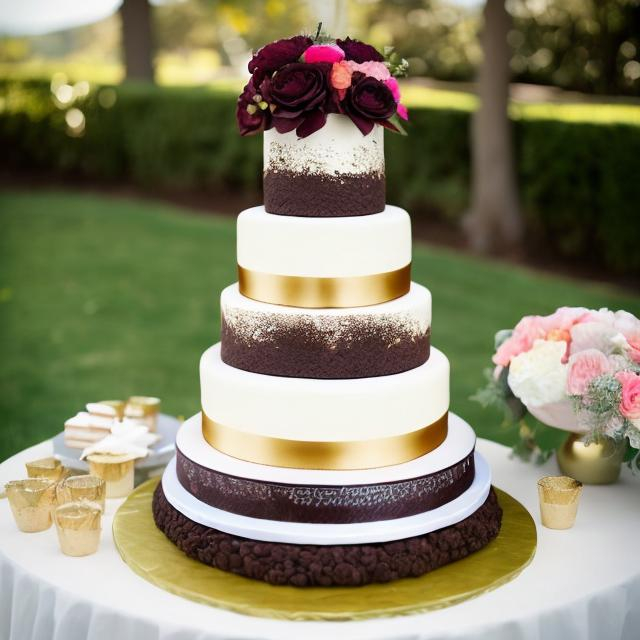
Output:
left=474, top=306, right=640, bottom=466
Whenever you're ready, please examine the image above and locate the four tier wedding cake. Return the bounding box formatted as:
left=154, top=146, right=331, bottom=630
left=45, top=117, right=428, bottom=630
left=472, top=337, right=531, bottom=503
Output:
left=153, top=34, right=502, bottom=587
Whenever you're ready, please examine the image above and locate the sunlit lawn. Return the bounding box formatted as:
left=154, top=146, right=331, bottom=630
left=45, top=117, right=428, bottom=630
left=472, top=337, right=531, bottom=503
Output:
left=2, top=190, right=639, bottom=461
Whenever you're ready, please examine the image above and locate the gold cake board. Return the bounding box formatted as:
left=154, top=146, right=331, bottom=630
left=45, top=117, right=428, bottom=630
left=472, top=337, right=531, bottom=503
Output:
left=113, top=478, right=536, bottom=621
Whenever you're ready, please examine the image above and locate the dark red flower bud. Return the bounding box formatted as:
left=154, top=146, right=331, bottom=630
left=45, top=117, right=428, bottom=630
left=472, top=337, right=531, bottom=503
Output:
left=248, top=35, right=313, bottom=84
left=336, top=37, right=384, bottom=63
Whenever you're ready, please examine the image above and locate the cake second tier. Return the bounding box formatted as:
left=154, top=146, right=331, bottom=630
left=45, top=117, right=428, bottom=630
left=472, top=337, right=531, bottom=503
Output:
left=221, top=282, right=431, bottom=379
left=200, top=343, right=449, bottom=470
left=237, top=205, right=411, bottom=308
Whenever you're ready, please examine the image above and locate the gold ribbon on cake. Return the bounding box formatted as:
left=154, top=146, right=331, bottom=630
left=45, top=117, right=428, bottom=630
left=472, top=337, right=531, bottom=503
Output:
left=238, top=263, right=411, bottom=308
left=201, top=411, right=448, bottom=470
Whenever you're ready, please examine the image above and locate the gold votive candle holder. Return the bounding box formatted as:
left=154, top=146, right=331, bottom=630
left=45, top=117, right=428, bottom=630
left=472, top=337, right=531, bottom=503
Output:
left=5, top=478, right=56, bottom=532
left=98, top=399, right=126, bottom=420
left=57, top=475, right=106, bottom=513
left=25, top=456, right=65, bottom=482
left=54, top=501, right=102, bottom=556
left=538, top=475, right=583, bottom=529
left=87, top=454, right=136, bottom=498
left=125, top=396, right=161, bottom=432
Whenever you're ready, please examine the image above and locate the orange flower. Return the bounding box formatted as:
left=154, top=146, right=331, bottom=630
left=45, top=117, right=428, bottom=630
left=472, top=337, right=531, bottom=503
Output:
left=330, top=61, right=353, bottom=100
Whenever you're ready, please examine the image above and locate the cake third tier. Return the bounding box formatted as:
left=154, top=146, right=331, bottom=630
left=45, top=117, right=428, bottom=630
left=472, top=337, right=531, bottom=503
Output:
left=221, top=282, right=431, bottom=379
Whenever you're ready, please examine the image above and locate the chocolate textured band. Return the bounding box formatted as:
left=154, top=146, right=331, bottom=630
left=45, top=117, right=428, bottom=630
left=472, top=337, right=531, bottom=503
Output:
left=176, top=447, right=474, bottom=524
left=201, top=411, right=448, bottom=470
left=153, top=484, right=502, bottom=587
left=263, top=170, right=385, bottom=217
left=221, top=316, right=430, bottom=379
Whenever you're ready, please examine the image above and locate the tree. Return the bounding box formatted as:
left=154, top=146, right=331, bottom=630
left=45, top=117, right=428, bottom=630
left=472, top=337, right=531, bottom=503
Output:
left=463, top=0, right=523, bottom=253
left=119, top=0, right=154, bottom=82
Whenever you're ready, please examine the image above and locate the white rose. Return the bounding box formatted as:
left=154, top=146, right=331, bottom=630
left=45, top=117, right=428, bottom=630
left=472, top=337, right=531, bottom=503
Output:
left=508, top=339, right=568, bottom=407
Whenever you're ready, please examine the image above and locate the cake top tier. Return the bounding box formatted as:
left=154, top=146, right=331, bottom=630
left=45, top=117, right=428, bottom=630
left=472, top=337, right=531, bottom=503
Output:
left=237, top=34, right=409, bottom=218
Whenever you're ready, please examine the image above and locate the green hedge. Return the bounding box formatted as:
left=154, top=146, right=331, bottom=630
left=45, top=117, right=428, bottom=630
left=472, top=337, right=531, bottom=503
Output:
left=2, top=79, right=639, bottom=275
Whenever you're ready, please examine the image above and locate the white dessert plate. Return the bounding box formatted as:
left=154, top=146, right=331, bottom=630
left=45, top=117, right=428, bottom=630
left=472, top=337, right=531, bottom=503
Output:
left=161, top=452, right=491, bottom=545
left=176, top=412, right=476, bottom=485
left=52, top=413, right=180, bottom=472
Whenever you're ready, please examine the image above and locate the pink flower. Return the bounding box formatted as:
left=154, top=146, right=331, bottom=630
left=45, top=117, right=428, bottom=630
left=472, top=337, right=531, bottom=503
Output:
left=347, top=60, right=390, bottom=81
left=397, top=103, right=409, bottom=121
left=386, top=77, right=401, bottom=102
left=494, top=307, right=594, bottom=367
left=493, top=315, right=548, bottom=366
left=566, top=349, right=611, bottom=396
left=543, top=306, right=590, bottom=335
left=614, top=310, right=640, bottom=364
left=303, top=43, right=345, bottom=64
left=627, top=341, right=640, bottom=364
left=616, top=371, right=640, bottom=421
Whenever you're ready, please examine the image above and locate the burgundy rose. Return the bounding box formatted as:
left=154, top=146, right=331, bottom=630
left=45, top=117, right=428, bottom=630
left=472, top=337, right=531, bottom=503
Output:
left=337, top=37, right=384, bottom=63
left=343, top=73, right=397, bottom=135
left=269, top=62, right=330, bottom=138
left=236, top=77, right=270, bottom=136
left=248, top=35, right=313, bottom=84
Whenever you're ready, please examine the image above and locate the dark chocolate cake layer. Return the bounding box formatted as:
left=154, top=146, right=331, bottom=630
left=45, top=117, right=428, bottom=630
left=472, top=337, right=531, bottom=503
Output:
left=176, top=447, right=474, bottom=524
left=263, top=170, right=384, bottom=217
left=153, top=484, right=502, bottom=587
left=220, top=317, right=430, bottom=379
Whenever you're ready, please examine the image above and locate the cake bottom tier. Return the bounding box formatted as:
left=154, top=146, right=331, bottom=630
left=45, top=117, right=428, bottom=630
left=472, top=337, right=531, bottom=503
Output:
left=152, top=483, right=502, bottom=588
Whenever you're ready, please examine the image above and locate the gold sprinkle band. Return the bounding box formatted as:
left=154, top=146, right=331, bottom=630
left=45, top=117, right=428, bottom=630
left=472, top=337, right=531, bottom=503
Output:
left=201, top=411, right=448, bottom=470
left=238, top=263, right=412, bottom=308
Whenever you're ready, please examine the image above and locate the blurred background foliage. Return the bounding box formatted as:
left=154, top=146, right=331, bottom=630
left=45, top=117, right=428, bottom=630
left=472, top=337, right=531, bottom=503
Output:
left=1, top=0, right=639, bottom=95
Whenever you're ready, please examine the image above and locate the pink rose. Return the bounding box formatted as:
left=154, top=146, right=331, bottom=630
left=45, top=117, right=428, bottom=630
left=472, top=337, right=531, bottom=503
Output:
left=566, top=349, right=611, bottom=396
left=616, top=371, right=640, bottom=421
left=347, top=60, right=390, bottom=81
left=397, top=103, right=409, bottom=121
left=386, top=77, right=401, bottom=102
left=303, top=43, right=345, bottom=64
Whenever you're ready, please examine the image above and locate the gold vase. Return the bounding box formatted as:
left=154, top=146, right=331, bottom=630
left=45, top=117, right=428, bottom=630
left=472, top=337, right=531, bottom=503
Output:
left=556, top=433, right=626, bottom=485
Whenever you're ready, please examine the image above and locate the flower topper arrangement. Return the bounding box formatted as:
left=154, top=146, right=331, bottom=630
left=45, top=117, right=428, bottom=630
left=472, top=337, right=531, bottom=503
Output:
left=237, top=26, right=409, bottom=139
left=473, top=306, right=640, bottom=469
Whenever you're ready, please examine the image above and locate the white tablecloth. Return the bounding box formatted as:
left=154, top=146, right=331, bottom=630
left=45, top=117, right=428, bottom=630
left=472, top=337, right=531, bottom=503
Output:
left=1, top=437, right=639, bottom=640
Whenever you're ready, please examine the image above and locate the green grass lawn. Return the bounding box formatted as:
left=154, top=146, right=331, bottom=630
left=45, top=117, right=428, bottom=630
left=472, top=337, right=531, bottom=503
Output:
left=1, top=190, right=639, bottom=462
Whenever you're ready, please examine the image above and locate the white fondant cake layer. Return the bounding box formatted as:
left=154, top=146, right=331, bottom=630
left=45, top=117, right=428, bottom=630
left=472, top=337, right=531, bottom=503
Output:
left=176, top=413, right=475, bottom=485
left=200, top=343, right=449, bottom=442
left=263, top=113, right=383, bottom=177
left=161, top=453, right=490, bottom=545
left=221, top=282, right=431, bottom=338
left=237, top=206, right=411, bottom=278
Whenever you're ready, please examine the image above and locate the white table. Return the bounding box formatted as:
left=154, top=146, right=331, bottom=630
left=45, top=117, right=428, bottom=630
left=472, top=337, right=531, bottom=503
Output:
left=1, top=437, right=639, bottom=640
